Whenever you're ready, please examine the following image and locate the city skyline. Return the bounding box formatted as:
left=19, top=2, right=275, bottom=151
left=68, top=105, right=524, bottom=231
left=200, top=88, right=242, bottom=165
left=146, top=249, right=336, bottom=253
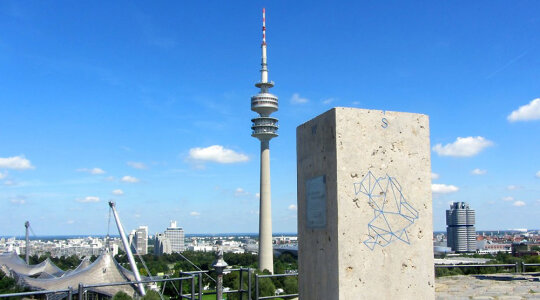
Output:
left=0, top=1, right=539, bottom=235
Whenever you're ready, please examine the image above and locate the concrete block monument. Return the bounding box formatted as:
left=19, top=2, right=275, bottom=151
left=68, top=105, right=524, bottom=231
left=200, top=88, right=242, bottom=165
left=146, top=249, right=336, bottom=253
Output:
left=296, top=107, right=435, bottom=299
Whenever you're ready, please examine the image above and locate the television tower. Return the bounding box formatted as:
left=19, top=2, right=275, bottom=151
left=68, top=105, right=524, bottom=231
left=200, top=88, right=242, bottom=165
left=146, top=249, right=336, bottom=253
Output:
left=251, top=7, right=277, bottom=274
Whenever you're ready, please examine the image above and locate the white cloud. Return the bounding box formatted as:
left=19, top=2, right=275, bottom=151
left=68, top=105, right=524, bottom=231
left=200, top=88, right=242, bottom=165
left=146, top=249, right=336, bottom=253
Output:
left=502, top=196, right=514, bottom=202
left=234, top=188, right=249, bottom=197
left=190, top=211, right=201, bottom=216
left=77, top=168, right=105, bottom=175
left=507, top=185, right=521, bottom=191
left=10, top=198, right=26, bottom=205
left=432, top=136, right=493, bottom=157
left=507, top=98, right=540, bottom=122
left=431, top=172, right=439, bottom=180
left=188, top=145, right=248, bottom=164
left=127, top=161, right=147, bottom=169
left=66, top=220, right=75, bottom=224
left=288, top=204, right=297, bottom=211
left=322, top=98, right=334, bottom=105
left=432, top=184, right=459, bottom=194
left=0, top=171, right=7, bottom=179
left=77, top=196, right=100, bottom=203
left=471, top=168, right=487, bottom=175
left=513, top=201, right=526, bottom=207
left=3, top=180, right=16, bottom=186
left=90, top=168, right=105, bottom=174
left=121, top=175, right=139, bottom=183
left=291, top=93, right=309, bottom=104
left=112, top=189, right=124, bottom=195
left=0, top=155, right=34, bottom=170
left=536, top=171, right=540, bottom=178
left=255, top=193, right=260, bottom=199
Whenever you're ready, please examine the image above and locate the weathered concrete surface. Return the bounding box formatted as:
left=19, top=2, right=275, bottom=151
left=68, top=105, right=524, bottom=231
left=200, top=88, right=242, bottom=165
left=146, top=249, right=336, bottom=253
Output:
left=436, top=273, right=540, bottom=299
left=296, top=107, right=434, bottom=299
left=284, top=274, right=540, bottom=300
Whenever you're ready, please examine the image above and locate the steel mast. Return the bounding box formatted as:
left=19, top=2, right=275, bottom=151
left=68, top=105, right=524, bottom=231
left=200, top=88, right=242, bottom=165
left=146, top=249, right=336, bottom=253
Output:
left=108, top=201, right=146, bottom=296
left=25, top=221, right=30, bottom=264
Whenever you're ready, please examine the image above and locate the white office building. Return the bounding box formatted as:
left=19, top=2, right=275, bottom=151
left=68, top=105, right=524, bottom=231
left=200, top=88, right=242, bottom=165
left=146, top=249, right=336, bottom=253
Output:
left=154, top=233, right=172, bottom=255
left=164, top=221, right=185, bottom=253
left=130, top=226, right=148, bottom=255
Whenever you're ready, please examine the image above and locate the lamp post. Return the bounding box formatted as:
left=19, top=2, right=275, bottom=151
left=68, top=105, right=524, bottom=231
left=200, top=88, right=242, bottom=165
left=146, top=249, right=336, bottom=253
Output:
left=212, top=249, right=228, bottom=300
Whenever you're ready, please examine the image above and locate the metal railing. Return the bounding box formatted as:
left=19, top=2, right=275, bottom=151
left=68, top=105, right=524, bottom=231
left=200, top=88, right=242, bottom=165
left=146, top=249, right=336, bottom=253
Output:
left=435, top=263, right=519, bottom=273
left=179, top=267, right=253, bottom=299
left=521, top=262, right=540, bottom=273
left=80, top=276, right=197, bottom=300
left=5, top=263, right=535, bottom=300
left=0, top=288, right=74, bottom=300
left=0, top=275, right=197, bottom=300
left=255, top=273, right=298, bottom=300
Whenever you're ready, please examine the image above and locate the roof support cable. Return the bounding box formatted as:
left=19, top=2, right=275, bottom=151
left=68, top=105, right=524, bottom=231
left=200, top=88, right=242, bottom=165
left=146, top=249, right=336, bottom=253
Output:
left=105, top=208, right=112, bottom=251
left=133, top=246, right=165, bottom=300
left=29, top=225, right=37, bottom=239
left=177, top=251, right=216, bottom=283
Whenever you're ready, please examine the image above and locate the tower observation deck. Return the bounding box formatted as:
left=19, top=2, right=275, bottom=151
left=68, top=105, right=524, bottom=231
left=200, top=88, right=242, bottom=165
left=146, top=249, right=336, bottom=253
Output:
left=252, top=8, right=276, bottom=274
left=251, top=8, right=278, bottom=141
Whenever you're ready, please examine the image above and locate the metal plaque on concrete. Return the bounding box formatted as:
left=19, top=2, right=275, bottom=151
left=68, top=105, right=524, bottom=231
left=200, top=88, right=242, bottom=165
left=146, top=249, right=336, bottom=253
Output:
left=305, top=175, right=327, bottom=228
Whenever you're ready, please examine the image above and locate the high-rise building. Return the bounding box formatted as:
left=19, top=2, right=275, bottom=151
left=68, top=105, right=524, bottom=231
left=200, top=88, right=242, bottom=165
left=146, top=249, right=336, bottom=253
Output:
left=128, top=230, right=135, bottom=250
left=154, top=233, right=172, bottom=255
left=131, top=226, right=148, bottom=255
left=164, top=221, right=185, bottom=253
left=446, top=202, right=476, bottom=253
left=251, top=8, right=278, bottom=274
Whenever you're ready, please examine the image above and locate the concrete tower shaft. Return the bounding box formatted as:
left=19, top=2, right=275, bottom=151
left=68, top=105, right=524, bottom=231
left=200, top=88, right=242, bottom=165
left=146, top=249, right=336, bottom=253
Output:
left=252, top=8, right=276, bottom=274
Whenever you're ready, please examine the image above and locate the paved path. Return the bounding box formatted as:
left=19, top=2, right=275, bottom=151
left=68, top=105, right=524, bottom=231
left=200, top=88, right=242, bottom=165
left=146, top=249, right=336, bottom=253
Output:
left=436, top=273, right=540, bottom=299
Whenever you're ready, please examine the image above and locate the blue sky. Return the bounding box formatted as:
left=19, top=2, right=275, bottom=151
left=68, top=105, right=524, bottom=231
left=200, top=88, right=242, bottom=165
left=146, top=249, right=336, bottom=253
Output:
left=0, top=1, right=539, bottom=236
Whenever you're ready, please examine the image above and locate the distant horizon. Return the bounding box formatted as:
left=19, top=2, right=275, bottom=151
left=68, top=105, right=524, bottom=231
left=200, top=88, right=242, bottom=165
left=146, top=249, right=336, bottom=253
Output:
left=0, top=232, right=297, bottom=239
left=2, top=229, right=539, bottom=240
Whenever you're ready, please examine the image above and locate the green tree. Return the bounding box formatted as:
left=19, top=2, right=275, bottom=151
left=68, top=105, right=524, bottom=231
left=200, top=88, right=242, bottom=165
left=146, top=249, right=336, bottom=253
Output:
left=112, top=291, right=133, bottom=300
left=0, top=270, right=27, bottom=294
left=141, top=290, right=161, bottom=300
left=283, top=276, right=298, bottom=294
left=258, top=276, right=276, bottom=298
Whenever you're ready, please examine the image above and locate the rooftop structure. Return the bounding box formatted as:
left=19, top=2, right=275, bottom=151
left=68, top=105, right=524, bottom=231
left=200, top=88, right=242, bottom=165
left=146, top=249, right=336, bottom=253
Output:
left=0, top=252, right=64, bottom=277
left=17, top=251, right=141, bottom=297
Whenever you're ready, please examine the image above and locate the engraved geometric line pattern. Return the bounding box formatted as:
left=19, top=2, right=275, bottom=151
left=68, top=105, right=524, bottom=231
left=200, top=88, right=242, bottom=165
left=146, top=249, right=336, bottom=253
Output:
left=353, top=171, right=419, bottom=250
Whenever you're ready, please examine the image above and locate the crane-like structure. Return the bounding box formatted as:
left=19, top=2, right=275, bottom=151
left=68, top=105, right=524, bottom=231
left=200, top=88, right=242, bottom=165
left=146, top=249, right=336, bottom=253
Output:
left=108, top=201, right=146, bottom=296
